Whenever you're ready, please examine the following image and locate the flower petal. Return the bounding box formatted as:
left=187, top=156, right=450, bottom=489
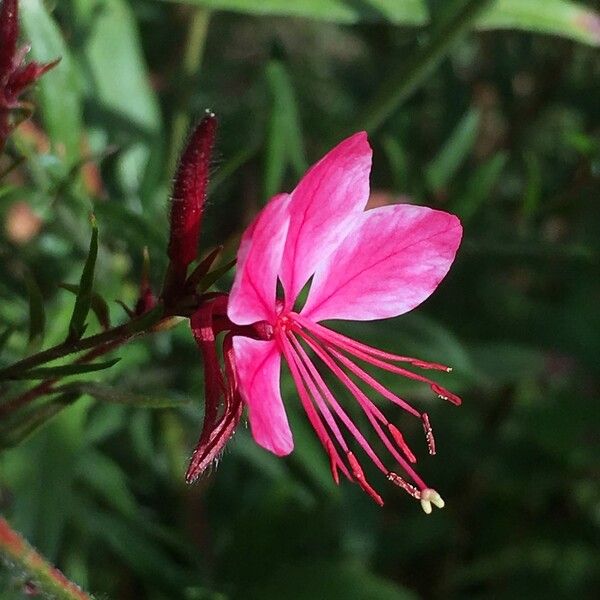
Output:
left=301, top=204, right=462, bottom=322
left=228, top=193, right=291, bottom=325
left=280, top=131, right=372, bottom=308
left=233, top=337, right=293, bottom=456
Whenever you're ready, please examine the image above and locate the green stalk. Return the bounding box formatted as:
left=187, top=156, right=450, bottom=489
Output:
left=0, top=517, right=93, bottom=600
left=167, top=7, right=212, bottom=175
left=356, top=0, right=493, bottom=134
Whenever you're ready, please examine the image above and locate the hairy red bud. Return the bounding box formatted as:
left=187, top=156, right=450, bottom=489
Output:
left=168, top=110, right=217, bottom=269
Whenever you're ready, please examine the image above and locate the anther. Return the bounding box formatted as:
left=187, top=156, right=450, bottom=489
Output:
left=347, top=452, right=384, bottom=506
left=421, top=413, right=436, bottom=455
left=387, top=472, right=421, bottom=499
left=387, top=423, right=417, bottom=463
left=326, top=440, right=340, bottom=485
left=419, top=488, right=445, bottom=514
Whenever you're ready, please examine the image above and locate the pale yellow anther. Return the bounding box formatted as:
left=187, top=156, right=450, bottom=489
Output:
left=419, top=488, right=445, bottom=514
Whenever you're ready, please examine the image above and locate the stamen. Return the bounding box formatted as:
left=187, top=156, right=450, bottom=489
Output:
left=292, top=314, right=451, bottom=371
left=326, top=345, right=420, bottom=417
left=347, top=452, right=384, bottom=506
left=288, top=334, right=388, bottom=474
left=387, top=424, right=417, bottom=463
left=293, top=328, right=427, bottom=490
left=419, top=488, right=445, bottom=514
left=387, top=472, right=421, bottom=499
left=421, top=412, right=436, bottom=455
left=279, top=334, right=352, bottom=481
left=326, top=439, right=340, bottom=485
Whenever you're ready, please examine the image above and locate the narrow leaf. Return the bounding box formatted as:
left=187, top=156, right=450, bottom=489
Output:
left=12, top=359, right=120, bottom=381
left=0, top=394, right=78, bottom=449
left=20, top=0, right=83, bottom=164
left=60, top=283, right=110, bottom=330
left=0, top=327, right=15, bottom=355
left=453, top=152, right=508, bottom=222
left=64, top=382, right=190, bottom=409
left=197, top=258, right=236, bottom=292
left=67, top=218, right=98, bottom=341
left=426, top=109, right=480, bottom=192
left=168, top=0, right=600, bottom=46
left=25, top=272, right=45, bottom=352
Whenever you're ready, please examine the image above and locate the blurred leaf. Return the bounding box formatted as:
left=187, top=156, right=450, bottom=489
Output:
left=20, top=0, right=83, bottom=164
left=264, top=60, right=307, bottom=198
left=66, top=382, right=190, bottom=408
left=76, top=450, right=137, bottom=516
left=13, top=359, right=120, bottom=380
left=24, top=272, right=45, bottom=352
left=522, top=151, right=542, bottom=221
left=165, top=0, right=428, bottom=25
left=0, top=394, right=77, bottom=449
left=477, top=0, right=600, bottom=47
left=72, top=0, right=160, bottom=134
left=60, top=283, right=111, bottom=330
left=452, top=151, right=507, bottom=222
left=0, top=327, right=15, bottom=356
left=66, top=218, right=99, bottom=341
left=249, top=559, right=417, bottom=600
left=169, top=0, right=600, bottom=45
left=71, top=0, right=162, bottom=196
left=382, top=135, right=410, bottom=192
left=426, top=109, right=480, bottom=192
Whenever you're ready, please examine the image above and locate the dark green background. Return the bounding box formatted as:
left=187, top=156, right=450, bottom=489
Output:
left=1, top=0, right=599, bottom=598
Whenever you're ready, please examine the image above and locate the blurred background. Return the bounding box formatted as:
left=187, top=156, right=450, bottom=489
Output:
left=1, top=0, right=599, bottom=598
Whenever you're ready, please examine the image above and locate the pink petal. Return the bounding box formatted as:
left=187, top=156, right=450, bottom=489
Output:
left=233, top=337, right=293, bottom=456
left=301, top=204, right=462, bottom=322
left=280, top=132, right=372, bottom=308
left=228, top=193, right=291, bottom=325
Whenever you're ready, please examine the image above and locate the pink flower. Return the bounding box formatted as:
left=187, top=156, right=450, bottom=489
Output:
left=226, top=132, right=463, bottom=510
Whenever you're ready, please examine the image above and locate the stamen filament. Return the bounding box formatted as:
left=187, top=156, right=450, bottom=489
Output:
left=278, top=333, right=352, bottom=481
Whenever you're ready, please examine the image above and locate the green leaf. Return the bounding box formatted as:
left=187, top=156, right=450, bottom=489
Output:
left=0, top=394, right=78, bottom=449
left=12, top=359, right=120, bottom=381
left=197, top=258, right=236, bottom=292
left=477, top=0, right=600, bottom=47
left=66, top=218, right=99, bottom=341
left=426, top=109, right=480, bottom=191
left=25, top=272, right=45, bottom=352
left=250, top=559, right=417, bottom=600
left=65, top=382, right=189, bottom=409
left=452, top=151, right=507, bottom=222
left=60, top=283, right=110, bottom=331
left=0, top=327, right=15, bottom=356
left=382, top=135, right=410, bottom=192
left=20, top=0, right=83, bottom=164
left=264, top=60, right=307, bottom=199
left=166, top=0, right=600, bottom=46
left=162, top=0, right=427, bottom=25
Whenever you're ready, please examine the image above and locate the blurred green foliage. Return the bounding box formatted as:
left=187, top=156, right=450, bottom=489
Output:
left=1, top=0, right=599, bottom=598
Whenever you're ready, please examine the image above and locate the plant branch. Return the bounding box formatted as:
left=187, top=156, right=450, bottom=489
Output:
left=0, top=516, right=93, bottom=600
left=354, top=0, right=493, bottom=134
left=0, top=306, right=165, bottom=383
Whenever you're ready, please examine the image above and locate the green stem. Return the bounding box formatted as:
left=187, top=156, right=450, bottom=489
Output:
left=167, top=7, right=211, bottom=175
left=0, top=517, right=93, bottom=600
left=0, top=306, right=165, bottom=382
left=355, top=0, right=493, bottom=134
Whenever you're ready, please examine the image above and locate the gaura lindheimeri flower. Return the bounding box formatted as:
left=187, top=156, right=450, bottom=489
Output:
left=225, top=132, right=463, bottom=510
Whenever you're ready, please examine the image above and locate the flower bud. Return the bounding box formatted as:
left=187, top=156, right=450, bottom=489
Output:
left=167, top=110, right=217, bottom=270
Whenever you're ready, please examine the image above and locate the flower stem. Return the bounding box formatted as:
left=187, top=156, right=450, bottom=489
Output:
left=355, top=0, right=493, bottom=134
left=0, top=306, right=165, bottom=383
left=0, top=517, right=92, bottom=600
